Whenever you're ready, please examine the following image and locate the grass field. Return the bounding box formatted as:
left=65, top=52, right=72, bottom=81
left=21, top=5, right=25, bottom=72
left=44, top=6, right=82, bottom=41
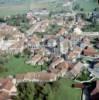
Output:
left=0, top=0, right=98, bottom=17
left=0, top=4, right=28, bottom=17
left=0, top=2, right=49, bottom=17
left=47, top=78, right=81, bottom=100
left=0, top=56, right=44, bottom=77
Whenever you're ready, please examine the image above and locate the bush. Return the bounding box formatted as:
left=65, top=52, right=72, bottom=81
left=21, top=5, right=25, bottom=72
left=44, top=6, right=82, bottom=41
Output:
left=0, top=65, right=8, bottom=72
left=76, top=69, right=91, bottom=81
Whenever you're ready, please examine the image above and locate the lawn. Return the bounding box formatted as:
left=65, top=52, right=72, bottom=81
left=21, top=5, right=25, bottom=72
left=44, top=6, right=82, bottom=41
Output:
left=0, top=56, right=44, bottom=77
left=48, top=78, right=81, bottom=100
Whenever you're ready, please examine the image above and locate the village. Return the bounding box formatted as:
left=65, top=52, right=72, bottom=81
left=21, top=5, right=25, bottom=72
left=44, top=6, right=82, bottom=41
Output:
left=0, top=1, right=99, bottom=99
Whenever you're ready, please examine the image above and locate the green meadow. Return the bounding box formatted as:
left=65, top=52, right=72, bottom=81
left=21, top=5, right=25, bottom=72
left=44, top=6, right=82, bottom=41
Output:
left=0, top=56, right=45, bottom=77
left=0, top=2, right=49, bottom=17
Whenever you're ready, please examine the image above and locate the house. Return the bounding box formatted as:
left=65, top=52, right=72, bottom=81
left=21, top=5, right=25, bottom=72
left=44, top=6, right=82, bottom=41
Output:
left=37, top=56, right=49, bottom=65
left=68, top=47, right=82, bottom=62
left=49, top=57, right=64, bottom=68
left=0, top=24, right=25, bottom=41
left=26, top=54, right=42, bottom=65
left=68, top=35, right=81, bottom=49
left=55, top=61, right=69, bottom=70
left=29, top=17, right=37, bottom=25
left=0, top=92, right=11, bottom=100
left=36, top=48, right=51, bottom=56
left=37, top=58, right=45, bottom=65
left=69, top=62, right=84, bottom=78
left=43, top=35, right=56, bottom=41
left=55, top=61, right=69, bottom=77
left=81, top=36, right=91, bottom=47
left=73, top=46, right=82, bottom=55
left=56, top=28, right=66, bottom=36
left=0, top=39, right=16, bottom=51
left=82, top=47, right=99, bottom=57
left=0, top=24, right=26, bottom=53
left=34, top=48, right=46, bottom=56
left=47, top=38, right=57, bottom=48
left=16, top=72, right=57, bottom=83
left=0, top=78, right=17, bottom=97
left=48, top=68, right=61, bottom=76
left=58, top=39, right=70, bottom=54
left=48, top=61, right=72, bottom=77
left=74, top=27, right=82, bottom=35
left=29, top=19, right=49, bottom=33
left=28, top=35, right=41, bottom=50
left=8, top=40, right=25, bottom=54
left=49, top=61, right=69, bottom=76
left=15, top=74, right=25, bottom=84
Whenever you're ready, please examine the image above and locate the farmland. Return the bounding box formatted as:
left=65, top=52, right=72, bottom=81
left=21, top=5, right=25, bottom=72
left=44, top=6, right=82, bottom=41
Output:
left=75, top=0, right=99, bottom=12
left=0, top=0, right=70, bottom=17
left=0, top=2, right=49, bottom=17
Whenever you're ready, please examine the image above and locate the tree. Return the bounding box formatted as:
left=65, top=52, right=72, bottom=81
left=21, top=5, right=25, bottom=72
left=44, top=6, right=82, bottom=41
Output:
left=15, top=82, right=35, bottom=100
left=23, top=48, right=31, bottom=57
left=0, top=17, right=5, bottom=22
left=73, top=3, right=80, bottom=10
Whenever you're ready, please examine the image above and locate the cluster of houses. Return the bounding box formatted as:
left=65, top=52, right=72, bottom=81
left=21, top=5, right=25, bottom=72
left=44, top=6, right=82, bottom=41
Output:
left=0, top=77, right=17, bottom=100
left=0, top=25, right=98, bottom=99
left=26, top=19, right=49, bottom=35
left=0, top=8, right=99, bottom=100
left=0, top=23, right=27, bottom=55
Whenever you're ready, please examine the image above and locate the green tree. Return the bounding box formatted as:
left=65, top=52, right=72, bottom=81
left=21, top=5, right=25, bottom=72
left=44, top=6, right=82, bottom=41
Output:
left=23, top=48, right=31, bottom=57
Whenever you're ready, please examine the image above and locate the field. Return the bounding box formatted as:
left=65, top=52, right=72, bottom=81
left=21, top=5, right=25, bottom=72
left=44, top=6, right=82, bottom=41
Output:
left=0, top=0, right=98, bottom=17
left=48, top=78, right=82, bottom=100
left=76, top=0, right=98, bottom=12
left=0, top=2, right=49, bottom=17
left=0, top=4, right=27, bottom=17
left=0, top=56, right=45, bottom=77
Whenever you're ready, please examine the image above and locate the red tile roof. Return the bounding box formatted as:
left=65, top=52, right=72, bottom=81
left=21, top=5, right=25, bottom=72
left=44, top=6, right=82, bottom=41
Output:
left=0, top=92, right=10, bottom=100
left=55, top=61, right=69, bottom=70
left=0, top=78, right=13, bottom=91
left=83, top=47, right=99, bottom=56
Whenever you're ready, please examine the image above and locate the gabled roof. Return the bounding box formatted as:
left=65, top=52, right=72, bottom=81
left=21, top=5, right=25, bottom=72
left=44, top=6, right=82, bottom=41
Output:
left=0, top=78, right=14, bottom=91
left=70, top=62, right=83, bottom=77
left=56, top=61, right=69, bottom=70
left=16, top=72, right=57, bottom=82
